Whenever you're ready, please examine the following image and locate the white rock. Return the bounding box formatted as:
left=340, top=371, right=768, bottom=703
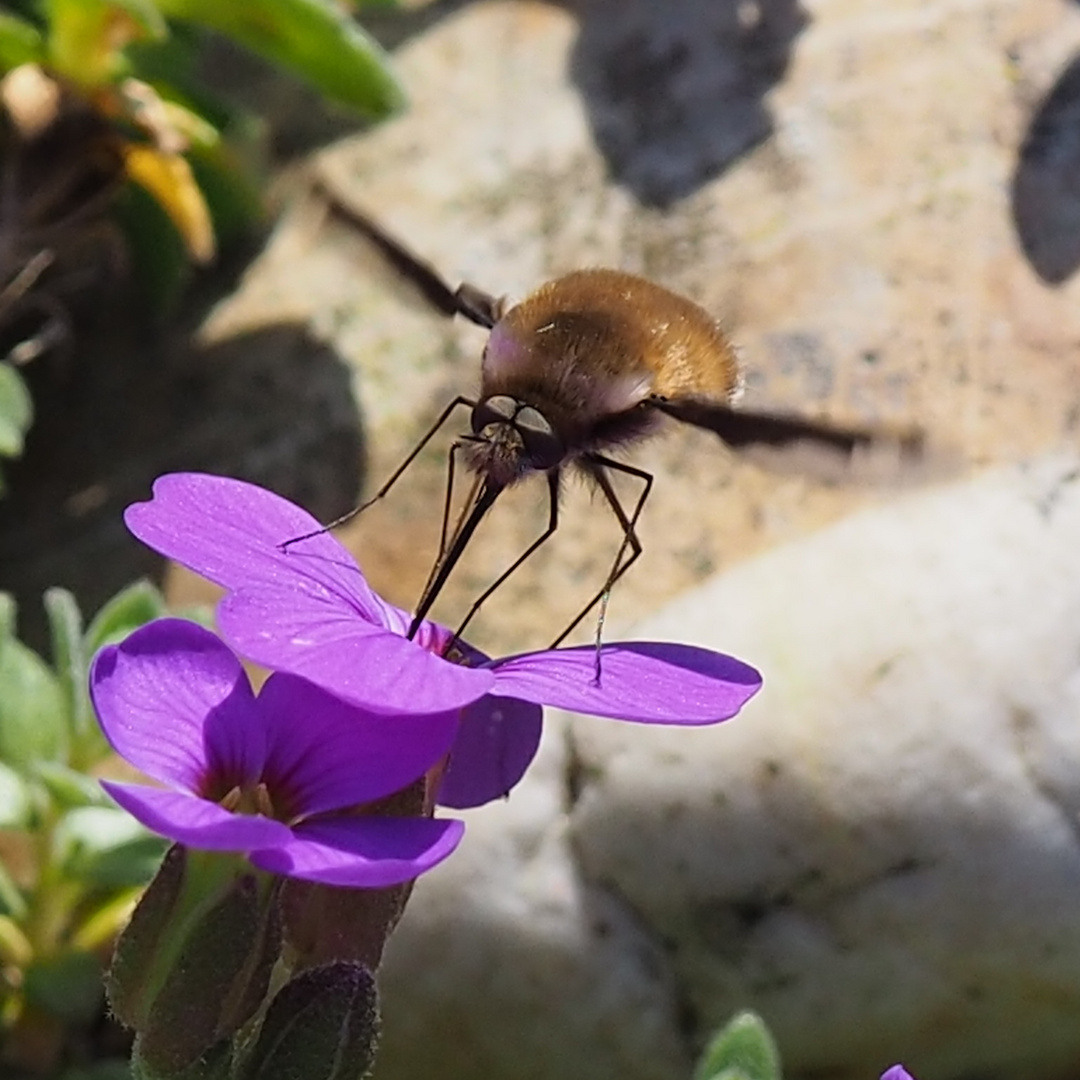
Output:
left=376, top=454, right=1080, bottom=1080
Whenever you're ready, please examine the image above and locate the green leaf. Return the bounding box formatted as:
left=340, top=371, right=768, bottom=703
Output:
left=45, top=587, right=96, bottom=749
left=0, top=12, right=45, bottom=69
left=78, top=831, right=169, bottom=889
left=23, top=949, right=105, bottom=1024
left=187, top=134, right=266, bottom=249
left=0, top=857, right=27, bottom=920
left=33, top=761, right=111, bottom=810
left=0, top=759, right=33, bottom=826
left=694, top=1012, right=782, bottom=1080
left=153, top=0, right=405, bottom=119
left=85, top=579, right=166, bottom=655
left=113, top=177, right=193, bottom=314
left=0, top=362, right=33, bottom=458
left=0, top=624, right=68, bottom=768
left=55, top=806, right=167, bottom=887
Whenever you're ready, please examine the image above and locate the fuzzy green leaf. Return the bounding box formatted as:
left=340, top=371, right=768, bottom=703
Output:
left=0, top=760, right=33, bottom=826
left=694, top=1012, right=782, bottom=1080
left=0, top=362, right=33, bottom=458
left=0, top=624, right=68, bottom=768
left=85, top=579, right=166, bottom=655
left=239, top=962, right=379, bottom=1080
left=56, top=806, right=166, bottom=887
left=45, top=587, right=98, bottom=749
left=33, top=761, right=112, bottom=809
left=0, top=857, right=26, bottom=919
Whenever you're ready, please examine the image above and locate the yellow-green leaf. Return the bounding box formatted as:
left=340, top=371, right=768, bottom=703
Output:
left=122, top=143, right=215, bottom=262
left=45, top=0, right=166, bottom=87
left=0, top=12, right=44, bottom=71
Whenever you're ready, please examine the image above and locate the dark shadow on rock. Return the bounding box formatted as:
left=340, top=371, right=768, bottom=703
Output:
left=0, top=318, right=364, bottom=651
left=1012, top=54, right=1080, bottom=284
left=249, top=0, right=808, bottom=206
left=564, top=0, right=809, bottom=206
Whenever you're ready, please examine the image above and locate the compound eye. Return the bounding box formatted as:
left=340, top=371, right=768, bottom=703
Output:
left=515, top=406, right=564, bottom=469
left=472, top=394, right=518, bottom=433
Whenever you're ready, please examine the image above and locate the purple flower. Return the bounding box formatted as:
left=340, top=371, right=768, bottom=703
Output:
left=880, top=1068, right=917, bottom=1080
left=90, top=618, right=463, bottom=887
left=124, top=473, right=762, bottom=807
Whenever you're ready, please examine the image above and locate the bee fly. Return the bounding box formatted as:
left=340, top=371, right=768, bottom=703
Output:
left=288, top=180, right=921, bottom=649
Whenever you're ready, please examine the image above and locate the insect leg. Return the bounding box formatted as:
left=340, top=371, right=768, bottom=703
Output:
left=445, top=468, right=562, bottom=647
left=280, top=395, right=476, bottom=550
left=549, top=456, right=653, bottom=653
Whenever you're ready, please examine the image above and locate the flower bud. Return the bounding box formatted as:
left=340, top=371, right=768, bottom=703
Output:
left=238, top=962, right=379, bottom=1080
left=108, top=846, right=281, bottom=1074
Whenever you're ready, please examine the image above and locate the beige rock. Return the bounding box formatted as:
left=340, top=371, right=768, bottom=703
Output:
left=201, top=0, right=1080, bottom=659
left=190, top=2, right=1080, bottom=1078
left=377, top=453, right=1080, bottom=1080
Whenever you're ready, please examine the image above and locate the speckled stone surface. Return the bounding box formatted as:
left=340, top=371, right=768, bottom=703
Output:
left=201, top=0, right=1080, bottom=657
left=183, top=2, right=1080, bottom=1078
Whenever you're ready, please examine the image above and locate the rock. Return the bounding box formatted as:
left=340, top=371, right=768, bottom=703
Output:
left=376, top=453, right=1080, bottom=1080
left=198, top=0, right=1080, bottom=658
left=172, top=2, right=1080, bottom=1078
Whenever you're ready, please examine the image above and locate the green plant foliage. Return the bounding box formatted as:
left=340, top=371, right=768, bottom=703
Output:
left=0, top=11, right=44, bottom=68
left=45, top=0, right=168, bottom=85
left=0, top=607, right=68, bottom=768
left=57, top=806, right=169, bottom=888
left=694, top=1011, right=783, bottom=1080
left=24, top=948, right=108, bottom=1024
left=153, top=0, right=405, bottom=118
left=0, top=362, right=33, bottom=493
left=0, top=585, right=175, bottom=1072
left=85, top=579, right=168, bottom=655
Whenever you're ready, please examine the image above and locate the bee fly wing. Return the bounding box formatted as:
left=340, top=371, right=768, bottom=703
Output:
left=311, top=176, right=501, bottom=329
left=653, top=397, right=927, bottom=482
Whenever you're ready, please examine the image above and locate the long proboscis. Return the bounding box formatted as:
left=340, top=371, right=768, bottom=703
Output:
left=407, top=476, right=506, bottom=640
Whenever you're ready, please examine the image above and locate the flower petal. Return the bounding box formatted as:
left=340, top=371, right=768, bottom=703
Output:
left=250, top=815, right=464, bottom=887
left=90, top=619, right=265, bottom=792
left=102, top=781, right=292, bottom=850
left=881, top=1068, right=917, bottom=1080
left=437, top=694, right=543, bottom=809
left=124, top=473, right=390, bottom=625
left=488, top=641, right=762, bottom=723
left=218, top=586, right=496, bottom=715
left=257, top=673, right=460, bottom=817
